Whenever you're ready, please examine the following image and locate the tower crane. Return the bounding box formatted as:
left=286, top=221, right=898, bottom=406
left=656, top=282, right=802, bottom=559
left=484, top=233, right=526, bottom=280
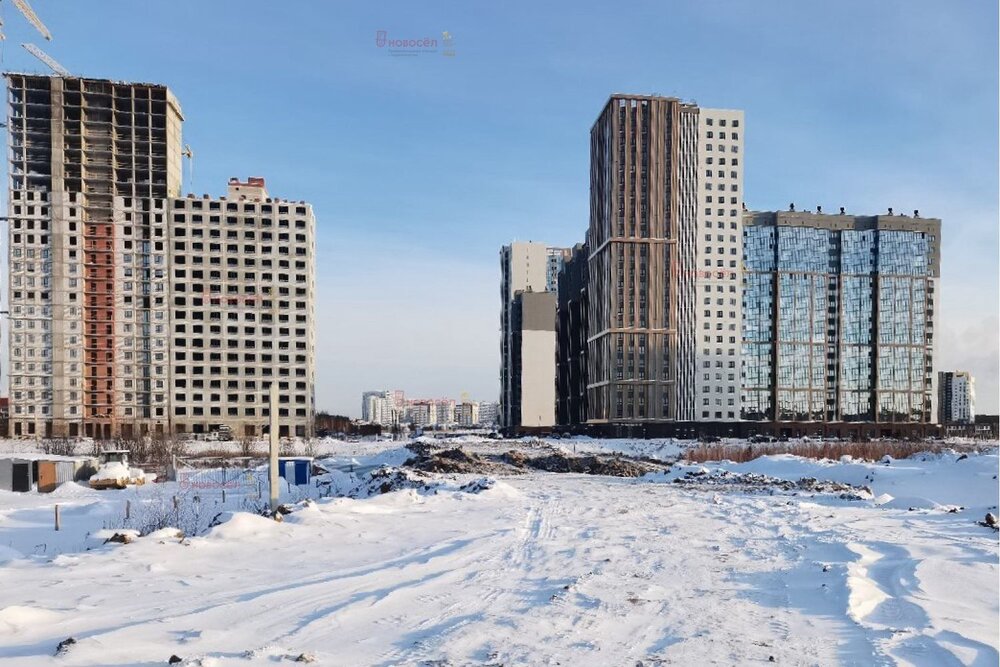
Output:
left=10, top=0, right=51, bottom=40
left=22, top=42, right=68, bottom=76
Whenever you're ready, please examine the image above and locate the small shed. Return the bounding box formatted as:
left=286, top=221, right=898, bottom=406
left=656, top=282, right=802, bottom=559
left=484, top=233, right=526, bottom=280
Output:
left=0, top=458, right=33, bottom=493
left=37, top=459, right=78, bottom=493
left=1, top=456, right=98, bottom=493
left=278, top=457, right=313, bottom=486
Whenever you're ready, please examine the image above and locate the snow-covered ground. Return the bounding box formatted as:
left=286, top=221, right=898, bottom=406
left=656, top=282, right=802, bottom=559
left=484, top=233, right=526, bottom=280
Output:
left=0, top=442, right=996, bottom=666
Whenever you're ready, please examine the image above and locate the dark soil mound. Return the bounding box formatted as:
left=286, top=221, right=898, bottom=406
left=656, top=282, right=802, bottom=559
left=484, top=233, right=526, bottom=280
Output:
left=527, top=453, right=654, bottom=477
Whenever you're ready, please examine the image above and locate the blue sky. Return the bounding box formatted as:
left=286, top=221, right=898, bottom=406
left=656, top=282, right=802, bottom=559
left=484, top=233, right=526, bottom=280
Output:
left=9, top=0, right=999, bottom=416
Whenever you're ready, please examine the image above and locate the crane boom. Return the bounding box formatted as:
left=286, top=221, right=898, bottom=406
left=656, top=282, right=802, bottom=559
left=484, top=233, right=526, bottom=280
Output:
left=22, top=42, right=69, bottom=76
left=11, top=0, right=51, bottom=40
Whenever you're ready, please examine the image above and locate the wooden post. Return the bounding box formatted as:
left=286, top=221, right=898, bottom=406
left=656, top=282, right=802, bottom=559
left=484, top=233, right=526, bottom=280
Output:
left=269, top=382, right=280, bottom=513
left=173, top=496, right=179, bottom=511
left=222, top=489, right=226, bottom=504
left=125, top=500, right=131, bottom=520
left=54, top=504, right=60, bottom=531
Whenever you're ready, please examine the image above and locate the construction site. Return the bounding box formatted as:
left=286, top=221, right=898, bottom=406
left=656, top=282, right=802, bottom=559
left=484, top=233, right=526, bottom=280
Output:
left=1, top=2, right=317, bottom=440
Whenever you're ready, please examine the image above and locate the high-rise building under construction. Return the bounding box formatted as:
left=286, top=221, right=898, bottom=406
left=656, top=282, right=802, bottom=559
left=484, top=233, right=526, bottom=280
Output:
left=5, top=73, right=315, bottom=439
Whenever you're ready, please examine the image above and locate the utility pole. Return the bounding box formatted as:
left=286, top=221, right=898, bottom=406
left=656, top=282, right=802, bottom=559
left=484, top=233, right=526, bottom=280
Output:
left=269, top=382, right=279, bottom=512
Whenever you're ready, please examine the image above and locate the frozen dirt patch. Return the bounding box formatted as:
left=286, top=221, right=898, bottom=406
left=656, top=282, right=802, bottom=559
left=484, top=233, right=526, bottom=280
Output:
left=404, top=442, right=665, bottom=477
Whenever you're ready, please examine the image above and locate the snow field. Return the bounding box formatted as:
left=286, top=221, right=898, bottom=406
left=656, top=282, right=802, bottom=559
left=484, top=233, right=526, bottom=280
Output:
left=0, top=443, right=995, bottom=665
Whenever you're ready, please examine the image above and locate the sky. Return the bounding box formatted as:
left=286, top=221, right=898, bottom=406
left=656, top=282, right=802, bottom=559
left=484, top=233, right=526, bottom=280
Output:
left=4, top=0, right=998, bottom=418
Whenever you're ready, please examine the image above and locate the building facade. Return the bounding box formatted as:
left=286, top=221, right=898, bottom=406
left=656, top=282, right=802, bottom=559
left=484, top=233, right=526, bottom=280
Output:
left=499, top=241, right=564, bottom=431
left=361, top=390, right=401, bottom=426
left=5, top=74, right=315, bottom=439
left=509, top=290, right=557, bottom=429
left=546, top=247, right=572, bottom=292
left=694, top=109, right=745, bottom=422
left=584, top=94, right=742, bottom=429
left=455, top=401, right=479, bottom=427
left=938, top=371, right=975, bottom=424
left=432, top=398, right=455, bottom=426
left=741, top=209, right=940, bottom=431
left=405, top=401, right=434, bottom=428
left=6, top=73, right=183, bottom=438
left=168, top=178, right=316, bottom=438
left=477, top=400, right=499, bottom=426
left=556, top=93, right=943, bottom=438
left=556, top=243, right=588, bottom=427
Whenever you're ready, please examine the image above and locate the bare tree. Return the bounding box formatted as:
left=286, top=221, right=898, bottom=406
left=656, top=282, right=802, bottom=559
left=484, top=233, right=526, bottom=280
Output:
left=239, top=436, right=258, bottom=458
left=40, top=438, right=76, bottom=457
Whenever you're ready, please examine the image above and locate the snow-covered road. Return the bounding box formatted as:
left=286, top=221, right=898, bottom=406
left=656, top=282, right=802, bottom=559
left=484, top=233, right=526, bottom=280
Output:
left=0, top=459, right=996, bottom=666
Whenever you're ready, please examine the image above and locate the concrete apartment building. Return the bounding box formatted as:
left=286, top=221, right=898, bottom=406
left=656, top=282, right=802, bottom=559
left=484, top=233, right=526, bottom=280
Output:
left=581, top=95, right=742, bottom=432
left=6, top=73, right=183, bottom=438
left=740, top=209, right=940, bottom=438
left=477, top=400, right=499, bottom=427
left=938, top=371, right=975, bottom=424
left=405, top=401, right=434, bottom=428
left=695, top=109, right=745, bottom=422
left=499, top=241, right=564, bottom=431
left=5, top=73, right=315, bottom=439
left=362, top=390, right=401, bottom=426
left=546, top=247, right=572, bottom=292
left=168, top=178, right=316, bottom=438
left=455, top=401, right=479, bottom=427
left=431, top=398, right=455, bottom=426
left=556, top=243, right=588, bottom=428
left=554, top=93, right=941, bottom=438
left=509, top=290, right=557, bottom=429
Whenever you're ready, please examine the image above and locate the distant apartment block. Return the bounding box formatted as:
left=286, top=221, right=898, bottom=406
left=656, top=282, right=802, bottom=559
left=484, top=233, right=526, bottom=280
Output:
left=741, top=209, right=940, bottom=432
left=431, top=398, right=455, bottom=426
left=477, top=401, right=499, bottom=427
left=4, top=73, right=316, bottom=439
left=400, top=398, right=456, bottom=428
left=455, top=401, right=479, bottom=427
left=546, top=247, right=572, bottom=292
left=938, top=371, right=975, bottom=424
left=500, top=241, right=565, bottom=431
left=405, top=401, right=434, bottom=428
left=362, top=393, right=498, bottom=428
left=362, top=390, right=402, bottom=426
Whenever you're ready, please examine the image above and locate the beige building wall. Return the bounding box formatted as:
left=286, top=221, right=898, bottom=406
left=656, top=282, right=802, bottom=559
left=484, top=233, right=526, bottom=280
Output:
left=520, top=328, right=556, bottom=427
left=168, top=179, right=316, bottom=438
left=500, top=241, right=561, bottom=430
left=695, top=108, right=745, bottom=422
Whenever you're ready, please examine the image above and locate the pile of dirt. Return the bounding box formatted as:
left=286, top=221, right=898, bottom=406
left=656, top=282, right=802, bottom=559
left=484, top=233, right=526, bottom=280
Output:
left=407, top=447, right=495, bottom=474
left=406, top=441, right=435, bottom=458
left=403, top=445, right=661, bottom=478
left=525, top=452, right=655, bottom=477
left=500, top=449, right=529, bottom=468
left=673, top=469, right=872, bottom=500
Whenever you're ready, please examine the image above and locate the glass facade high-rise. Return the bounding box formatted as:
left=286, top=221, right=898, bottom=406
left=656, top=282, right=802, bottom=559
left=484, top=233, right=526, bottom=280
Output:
left=741, top=210, right=941, bottom=428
